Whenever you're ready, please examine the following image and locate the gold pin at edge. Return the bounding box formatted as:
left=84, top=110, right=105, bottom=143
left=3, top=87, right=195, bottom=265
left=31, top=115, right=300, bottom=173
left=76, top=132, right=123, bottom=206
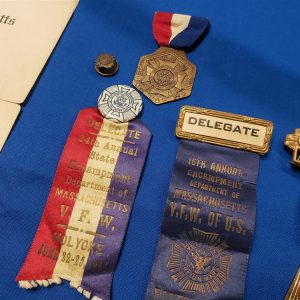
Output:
left=285, top=267, right=300, bottom=300
left=284, top=129, right=300, bottom=167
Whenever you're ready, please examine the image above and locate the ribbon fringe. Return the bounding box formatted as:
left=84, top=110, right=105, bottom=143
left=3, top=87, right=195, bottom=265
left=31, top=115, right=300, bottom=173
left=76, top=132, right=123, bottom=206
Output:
left=18, top=278, right=62, bottom=289
left=70, top=282, right=102, bottom=300
left=18, top=279, right=102, bottom=300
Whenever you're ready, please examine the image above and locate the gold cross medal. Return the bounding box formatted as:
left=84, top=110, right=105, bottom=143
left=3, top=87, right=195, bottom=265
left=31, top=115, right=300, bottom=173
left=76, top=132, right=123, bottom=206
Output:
left=285, top=129, right=300, bottom=167
left=133, top=12, right=209, bottom=104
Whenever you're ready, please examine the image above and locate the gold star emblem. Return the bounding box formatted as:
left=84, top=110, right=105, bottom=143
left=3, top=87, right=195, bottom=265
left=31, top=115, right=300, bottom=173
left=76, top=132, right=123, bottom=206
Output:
left=133, top=47, right=196, bottom=104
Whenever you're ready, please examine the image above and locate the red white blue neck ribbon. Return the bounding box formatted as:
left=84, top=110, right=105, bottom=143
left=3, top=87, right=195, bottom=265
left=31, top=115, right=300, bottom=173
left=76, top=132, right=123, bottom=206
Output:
left=153, top=12, right=209, bottom=49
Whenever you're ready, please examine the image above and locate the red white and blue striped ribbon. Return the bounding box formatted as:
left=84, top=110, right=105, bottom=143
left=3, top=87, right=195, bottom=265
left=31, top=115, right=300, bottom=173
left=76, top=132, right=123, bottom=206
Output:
left=17, top=108, right=151, bottom=300
left=153, top=12, right=209, bottom=49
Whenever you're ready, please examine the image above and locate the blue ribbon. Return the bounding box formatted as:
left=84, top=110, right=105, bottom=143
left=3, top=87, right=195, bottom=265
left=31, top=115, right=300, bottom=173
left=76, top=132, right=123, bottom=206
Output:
left=146, top=140, right=259, bottom=299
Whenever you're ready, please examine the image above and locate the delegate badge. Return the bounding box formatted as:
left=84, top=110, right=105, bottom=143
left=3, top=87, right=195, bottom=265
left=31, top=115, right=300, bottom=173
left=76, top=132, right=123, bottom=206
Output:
left=146, top=106, right=273, bottom=299
left=133, top=12, right=209, bottom=105
left=17, top=87, right=151, bottom=300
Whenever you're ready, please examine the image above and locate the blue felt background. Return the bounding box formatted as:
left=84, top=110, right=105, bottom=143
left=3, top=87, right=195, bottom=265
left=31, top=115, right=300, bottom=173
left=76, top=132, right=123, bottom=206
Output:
left=1, top=1, right=300, bottom=299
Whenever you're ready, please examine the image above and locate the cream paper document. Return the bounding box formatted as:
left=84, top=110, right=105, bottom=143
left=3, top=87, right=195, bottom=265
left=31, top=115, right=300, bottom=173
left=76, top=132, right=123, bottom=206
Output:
left=0, top=0, right=79, bottom=151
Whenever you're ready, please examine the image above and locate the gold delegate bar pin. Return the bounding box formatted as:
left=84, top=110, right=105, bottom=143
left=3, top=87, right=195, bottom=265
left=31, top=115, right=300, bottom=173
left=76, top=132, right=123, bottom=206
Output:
left=176, top=106, right=273, bottom=154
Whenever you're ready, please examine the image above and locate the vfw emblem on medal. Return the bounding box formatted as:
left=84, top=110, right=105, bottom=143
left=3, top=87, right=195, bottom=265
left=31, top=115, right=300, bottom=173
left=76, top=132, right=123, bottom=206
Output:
left=98, top=85, right=142, bottom=123
left=133, top=47, right=196, bottom=104
left=167, top=228, right=232, bottom=295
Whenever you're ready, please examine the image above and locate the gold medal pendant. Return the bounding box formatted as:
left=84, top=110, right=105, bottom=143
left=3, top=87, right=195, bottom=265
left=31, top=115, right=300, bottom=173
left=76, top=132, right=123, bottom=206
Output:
left=133, top=12, right=209, bottom=105
left=133, top=47, right=196, bottom=105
